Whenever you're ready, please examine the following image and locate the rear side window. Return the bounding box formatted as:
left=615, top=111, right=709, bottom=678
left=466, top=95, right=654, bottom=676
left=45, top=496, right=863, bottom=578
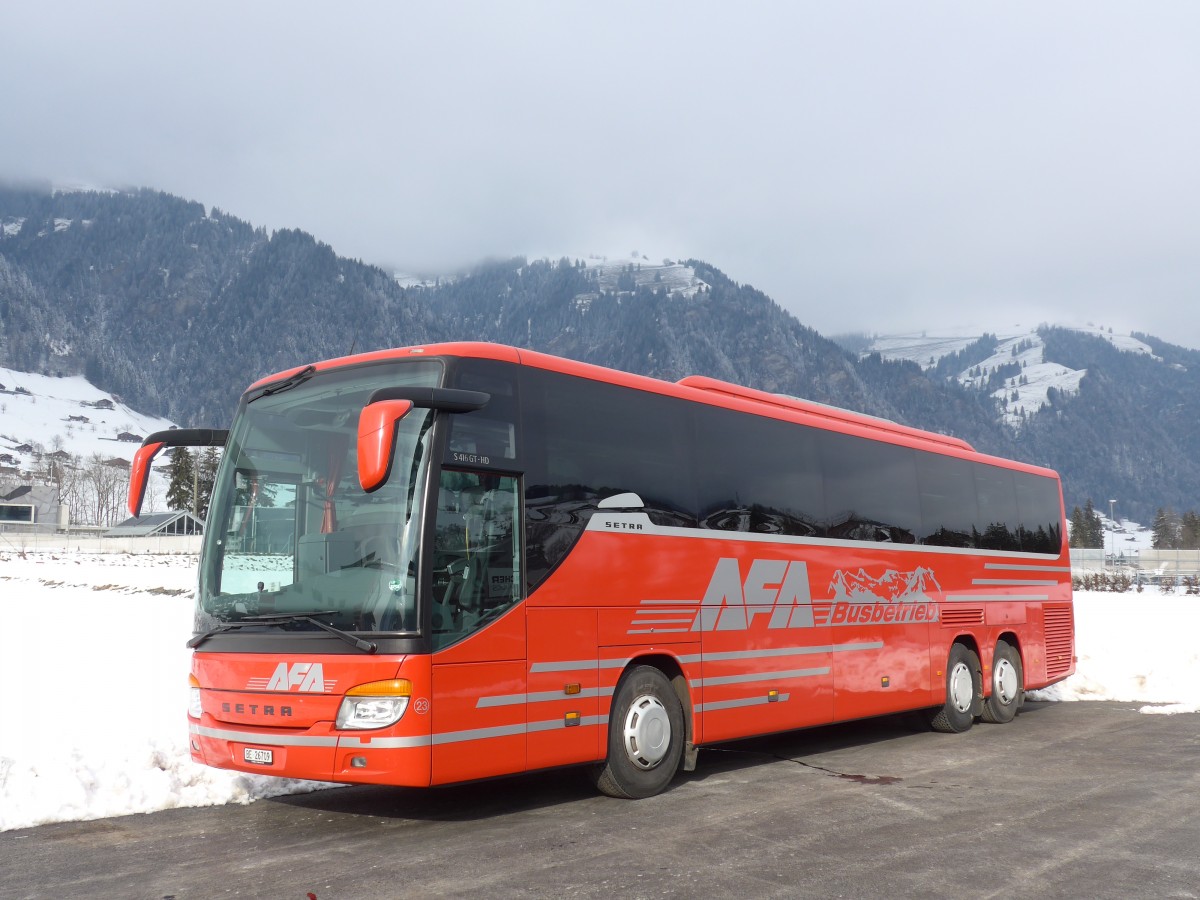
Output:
left=1014, top=471, right=1063, bottom=553
left=974, top=465, right=1020, bottom=551
left=916, top=453, right=979, bottom=548
left=821, top=432, right=920, bottom=543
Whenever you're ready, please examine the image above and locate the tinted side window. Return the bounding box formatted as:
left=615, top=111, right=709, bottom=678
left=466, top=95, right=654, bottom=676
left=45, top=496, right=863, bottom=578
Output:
left=916, top=453, right=979, bottom=548
left=447, top=360, right=519, bottom=464
left=521, top=369, right=693, bottom=591
left=1014, top=471, right=1063, bottom=554
left=821, top=432, right=920, bottom=543
left=974, top=464, right=1020, bottom=551
left=694, top=407, right=825, bottom=538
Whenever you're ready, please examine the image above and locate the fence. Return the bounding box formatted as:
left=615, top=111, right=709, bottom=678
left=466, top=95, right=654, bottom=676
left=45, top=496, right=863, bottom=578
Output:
left=0, top=530, right=202, bottom=555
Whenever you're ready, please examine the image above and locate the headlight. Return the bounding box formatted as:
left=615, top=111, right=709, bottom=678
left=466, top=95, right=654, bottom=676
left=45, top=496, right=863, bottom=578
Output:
left=188, top=674, right=203, bottom=719
left=336, top=679, right=413, bottom=730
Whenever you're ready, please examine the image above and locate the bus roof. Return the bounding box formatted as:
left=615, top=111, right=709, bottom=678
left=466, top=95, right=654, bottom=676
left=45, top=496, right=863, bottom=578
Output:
left=245, top=341, right=1062, bottom=478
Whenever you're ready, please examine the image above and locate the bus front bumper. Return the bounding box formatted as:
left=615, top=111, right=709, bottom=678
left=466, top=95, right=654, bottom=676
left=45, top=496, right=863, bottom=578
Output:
left=188, top=721, right=433, bottom=786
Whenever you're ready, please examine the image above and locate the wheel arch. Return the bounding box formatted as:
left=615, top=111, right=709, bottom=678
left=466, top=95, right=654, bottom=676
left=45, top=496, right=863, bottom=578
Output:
left=949, top=631, right=982, bottom=659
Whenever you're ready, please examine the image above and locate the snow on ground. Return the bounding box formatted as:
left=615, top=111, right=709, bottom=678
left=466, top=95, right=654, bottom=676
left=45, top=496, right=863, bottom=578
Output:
left=1028, top=591, right=1200, bottom=714
left=0, top=547, right=1197, bottom=832
left=0, top=549, right=329, bottom=833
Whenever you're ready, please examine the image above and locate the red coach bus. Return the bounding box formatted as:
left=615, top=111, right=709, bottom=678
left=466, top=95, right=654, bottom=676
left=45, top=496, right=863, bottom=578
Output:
left=130, top=342, right=1075, bottom=798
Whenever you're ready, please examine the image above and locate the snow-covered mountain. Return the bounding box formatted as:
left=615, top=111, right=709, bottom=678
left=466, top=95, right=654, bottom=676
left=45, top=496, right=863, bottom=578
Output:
left=867, top=323, right=1156, bottom=370
left=5, top=185, right=1197, bottom=524
left=863, top=324, right=1162, bottom=431
left=396, top=252, right=711, bottom=309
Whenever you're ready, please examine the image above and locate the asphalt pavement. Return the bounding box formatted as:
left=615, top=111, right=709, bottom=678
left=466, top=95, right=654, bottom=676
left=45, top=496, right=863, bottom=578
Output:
left=3, top=701, right=1198, bottom=900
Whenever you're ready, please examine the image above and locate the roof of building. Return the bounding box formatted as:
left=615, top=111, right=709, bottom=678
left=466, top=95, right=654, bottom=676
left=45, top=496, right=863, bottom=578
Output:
left=106, top=510, right=204, bottom=537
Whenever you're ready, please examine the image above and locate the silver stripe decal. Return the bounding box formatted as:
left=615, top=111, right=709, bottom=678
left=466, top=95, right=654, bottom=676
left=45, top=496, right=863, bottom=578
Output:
left=476, top=687, right=612, bottom=708
left=677, top=641, right=882, bottom=664
left=195, top=717, right=621, bottom=751
left=431, top=722, right=527, bottom=744
left=530, top=657, right=631, bottom=673
left=525, top=715, right=608, bottom=734
left=192, top=723, right=436, bottom=750
left=341, top=734, right=433, bottom=749
left=984, top=563, right=1071, bottom=572
left=944, top=594, right=1050, bottom=603
left=189, top=724, right=340, bottom=748
left=431, top=716, right=607, bottom=745
left=972, top=578, right=1059, bottom=586
left=530, top=640, right=882, bottom=678
left=697, top=694, right=791, bottom=712
left=691, top=667, right=828, bottom=688
left=585, top=515, right=1061, bottom=558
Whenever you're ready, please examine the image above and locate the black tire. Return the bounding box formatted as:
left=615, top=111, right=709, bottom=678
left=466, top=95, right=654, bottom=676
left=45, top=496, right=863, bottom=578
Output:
left=981, top=639, right=1024, bottom=724
left=591, top=665, right=684, bottom=799
left=929, top=643, right=981, bottom=734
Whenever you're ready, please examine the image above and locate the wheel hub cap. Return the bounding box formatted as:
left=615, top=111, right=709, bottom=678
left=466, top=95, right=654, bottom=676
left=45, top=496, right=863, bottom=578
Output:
left=622, top=694, right=671, bottom=769
left=994, top=658, right=1018, bottom=705
left=949, top=661, right=974, bottom=713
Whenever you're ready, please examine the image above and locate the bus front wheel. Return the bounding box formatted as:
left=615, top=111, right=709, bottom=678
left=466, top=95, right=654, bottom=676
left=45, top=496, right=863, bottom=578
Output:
left=981, top=639, right=1024, bottom=724
left=592, top=665, right=684, bottom=799
left=929, top=643, right=981, bottom=734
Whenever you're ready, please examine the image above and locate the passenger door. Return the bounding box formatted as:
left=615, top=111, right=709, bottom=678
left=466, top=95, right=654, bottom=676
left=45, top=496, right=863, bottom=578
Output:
left=429, top=469, right=528, bottom=784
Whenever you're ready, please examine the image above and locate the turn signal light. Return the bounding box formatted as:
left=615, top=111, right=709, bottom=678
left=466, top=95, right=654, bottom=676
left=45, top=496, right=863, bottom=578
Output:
left=188, top=673, right=202, bottom=719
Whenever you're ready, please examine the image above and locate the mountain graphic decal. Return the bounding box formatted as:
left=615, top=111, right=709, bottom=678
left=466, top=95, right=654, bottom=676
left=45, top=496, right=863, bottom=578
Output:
left=828, top=566, right=942, bottom=602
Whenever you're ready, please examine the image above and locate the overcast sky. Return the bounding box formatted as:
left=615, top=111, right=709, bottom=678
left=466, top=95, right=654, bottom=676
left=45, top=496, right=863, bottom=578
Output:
left=3, top=2, right=1199, bottom=348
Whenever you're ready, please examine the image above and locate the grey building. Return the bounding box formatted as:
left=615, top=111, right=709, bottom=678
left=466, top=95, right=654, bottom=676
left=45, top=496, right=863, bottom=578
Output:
left=0, top=484, right=67, bottom=533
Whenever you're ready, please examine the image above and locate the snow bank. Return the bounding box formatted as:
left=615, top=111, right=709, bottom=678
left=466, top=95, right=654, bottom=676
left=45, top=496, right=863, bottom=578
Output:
left=1028, top=592, right=1200, bottom=712
left=0, top=550, right=330, bottom=832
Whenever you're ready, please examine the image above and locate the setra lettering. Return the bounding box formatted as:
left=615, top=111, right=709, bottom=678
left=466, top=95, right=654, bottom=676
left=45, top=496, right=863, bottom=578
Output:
left=221, top=701, right=294, bottom=717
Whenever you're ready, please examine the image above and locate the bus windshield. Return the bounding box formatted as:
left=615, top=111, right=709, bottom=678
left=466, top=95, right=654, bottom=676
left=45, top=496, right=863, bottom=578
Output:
left=196, top=360, right=443, bottom=635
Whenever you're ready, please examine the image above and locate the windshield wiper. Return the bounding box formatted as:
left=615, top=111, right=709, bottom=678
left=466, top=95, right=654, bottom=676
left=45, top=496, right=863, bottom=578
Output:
left=246, top=365, right=317, bottom=403
left=187, top=611, right=378, bottom=653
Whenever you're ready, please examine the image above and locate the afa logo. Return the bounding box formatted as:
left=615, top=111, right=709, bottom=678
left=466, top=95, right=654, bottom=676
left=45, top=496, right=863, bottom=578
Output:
left=693, top=558, right=814, bottom=631
left=627, top=558, right=814, bottom=635
left=246, top=661, right=336, bottom=693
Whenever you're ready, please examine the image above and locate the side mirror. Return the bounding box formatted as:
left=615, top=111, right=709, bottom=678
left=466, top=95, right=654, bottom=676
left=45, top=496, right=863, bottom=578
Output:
left=355, top=387, right=489, bottom=492
left=127, top=428, right=229, bottom=517
left=128, top=442, right=166, bottom=517
left=357, top=399, right=414, bottom=492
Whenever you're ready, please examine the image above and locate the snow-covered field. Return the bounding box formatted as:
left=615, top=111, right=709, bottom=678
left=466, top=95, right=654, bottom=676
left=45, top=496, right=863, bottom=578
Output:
left=0, top=365, right=176, bottom=469
left=1, top=548, right=1197, bottom=833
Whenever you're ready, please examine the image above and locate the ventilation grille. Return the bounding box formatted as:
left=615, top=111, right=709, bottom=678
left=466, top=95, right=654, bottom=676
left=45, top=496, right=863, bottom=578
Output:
left=941, top=606, right=984, bottom=627
left=1044, top=604, right=1074, bottom=680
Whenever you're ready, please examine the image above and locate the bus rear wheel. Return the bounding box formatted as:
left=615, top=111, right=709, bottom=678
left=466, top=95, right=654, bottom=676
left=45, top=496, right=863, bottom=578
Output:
left=929, top=643, right=981, bottom=734
left=981, top=639, right=1024, bottom=724
left=592, top=665, right=684, bottom=799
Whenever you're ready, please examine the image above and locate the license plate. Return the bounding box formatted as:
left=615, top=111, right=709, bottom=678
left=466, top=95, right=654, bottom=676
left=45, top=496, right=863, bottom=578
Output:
left=243, top=747, right=274, bottom=766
